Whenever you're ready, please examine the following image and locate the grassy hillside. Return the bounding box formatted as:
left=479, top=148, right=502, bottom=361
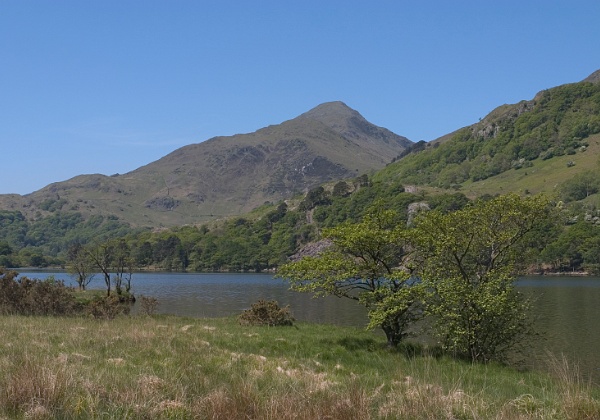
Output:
left=461, top=133, right=600, bottom=199
left=377, top=75, right=600, bottom=193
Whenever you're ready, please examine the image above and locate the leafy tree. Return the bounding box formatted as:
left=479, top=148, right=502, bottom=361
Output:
left=279, top=202, right=422, bottom=347
left=132, top=241, right=153, bottom=267
left=412, top=194, right=551, bottom=362
left=332, top=181, right=351, bottom=197
left=299, top=186, right=331, bottom=211
left=540, top=220, right=600, bottom=273
left=427, top=192, right=470, bottom=213
left=0, top=241, right=12, bottom=256
left=559, top=170, right=600, bottom=202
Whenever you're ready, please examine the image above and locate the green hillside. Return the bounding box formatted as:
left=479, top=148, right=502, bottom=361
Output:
left=376, top=75, right=600, bottom=191
left=460, top=133, right=600, bottom=199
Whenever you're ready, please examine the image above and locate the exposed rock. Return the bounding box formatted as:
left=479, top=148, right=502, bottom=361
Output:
left=582, top=69, right=600, bottom=84
left=144, top=196, right=180, bottom=211
left=407, top=202, right=430, bottom=225
left=289, top=239, right=333, bottom=261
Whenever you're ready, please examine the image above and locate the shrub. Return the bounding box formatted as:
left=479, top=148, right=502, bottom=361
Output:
left=0, top=269, right=80, bottom=316
left=239, top=300, right=294, bottom=326
left=20, top=277, right=82, bottom=316
left=86, top=295, right=131, bottom=320
left=138, top=295, right=159, bottom=316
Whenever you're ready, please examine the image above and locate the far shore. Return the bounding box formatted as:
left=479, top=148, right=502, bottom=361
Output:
left=13, top=267, right=597, bottom=277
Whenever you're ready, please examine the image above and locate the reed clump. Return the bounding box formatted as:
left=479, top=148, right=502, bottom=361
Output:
left=0, top=314, right=598, bottom=419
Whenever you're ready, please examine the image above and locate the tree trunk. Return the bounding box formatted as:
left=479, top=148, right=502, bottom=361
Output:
left=382, top=323, right=403, bottom=347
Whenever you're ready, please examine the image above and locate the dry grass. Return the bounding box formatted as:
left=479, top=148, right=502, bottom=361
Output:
left=0, top=315, right=597, bottom=419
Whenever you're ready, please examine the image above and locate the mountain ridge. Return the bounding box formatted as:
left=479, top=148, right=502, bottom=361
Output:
left=0, top=102, right=411, bottom=227
left=379, top=68, right=600, bottom=191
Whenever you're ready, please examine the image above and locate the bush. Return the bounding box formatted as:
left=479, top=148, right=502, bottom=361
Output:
left=0, top=269, right=80, bottom=316
left=239, top=300, right=294, bottom=326
left=85, top=295, right=131, bottom=320
left=20, top=277, right=82, bottom=316
left=138, top=295, right=159, bottom=316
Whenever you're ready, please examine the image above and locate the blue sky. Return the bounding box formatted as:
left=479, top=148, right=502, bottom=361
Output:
left=1, top=1, right=599, bottom=195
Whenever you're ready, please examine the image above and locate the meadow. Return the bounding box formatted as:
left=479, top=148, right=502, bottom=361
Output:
left=0, top=314, right=598, bottom=419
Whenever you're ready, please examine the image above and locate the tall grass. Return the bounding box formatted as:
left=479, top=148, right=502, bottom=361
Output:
left=0, top=314, right=597, bottom=419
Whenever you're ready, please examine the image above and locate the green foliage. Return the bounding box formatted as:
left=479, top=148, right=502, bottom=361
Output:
left=540, top=219, right=600, bottom=273
left=312, top=180, right=411, bottom=228
left=377, top=80, right=600, bottom=187
left=69, top=239, right=136, bottom=296
left=332, top=180, right=351, bottom=197
left=393, top=140, right=427, bottom=161
left=559, top=169, right=600, bottom=202
left=412, top=194, right=551, bottom=362
left=38, top=198, right=67, bottom=212
left=66, top=243, right=94, bottom=290
left=85, top=295, right=131, bottom=319
left=279, top=202, right=422, bottom=346
left=0, top=209, right=137, bottom=267
left=426, top=192, right=470, bottom=213
left=238, top=299, right=294, bottom=326
left=298, top=186, right=331, bottom=211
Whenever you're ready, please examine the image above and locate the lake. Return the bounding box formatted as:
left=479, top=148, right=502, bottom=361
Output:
left=16, top=270, right=600, bottom=384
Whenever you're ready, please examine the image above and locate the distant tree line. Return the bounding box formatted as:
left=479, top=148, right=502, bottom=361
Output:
left=0, top=211, right=135, bottom=268
left=3, top=171, right=600, bottom=275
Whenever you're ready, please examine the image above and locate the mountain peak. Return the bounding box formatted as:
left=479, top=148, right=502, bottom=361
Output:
left=295, top=101, right=412, bottom=151
left=583, top=69, right=600, bottom=84
left=299, top=101, right=360, bottom=121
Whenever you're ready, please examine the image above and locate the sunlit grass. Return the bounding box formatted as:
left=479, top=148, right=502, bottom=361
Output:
left=0, top=314, right=598, bottom=418
left=462, top=133, right=600, bottom=198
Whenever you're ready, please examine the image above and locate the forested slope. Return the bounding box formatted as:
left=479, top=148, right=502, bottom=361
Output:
left=377, top=75, right=600, bottom=189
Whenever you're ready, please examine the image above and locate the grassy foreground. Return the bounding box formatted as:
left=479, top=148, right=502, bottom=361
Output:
left=0, top=315, right=598, bottom=419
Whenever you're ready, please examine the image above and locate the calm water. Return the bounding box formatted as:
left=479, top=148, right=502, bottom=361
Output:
left=517, top=276, right=600, bottom=381
left=17, top=271, right=600, bottom=383
left=17, top=271, right=368, bottom=326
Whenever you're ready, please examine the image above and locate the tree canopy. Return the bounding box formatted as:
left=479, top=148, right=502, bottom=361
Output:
left=412, top=193, right=551, bottom=362
left=279, top=202, right=422, bottom=347
left=280, top=193, right=553, bottom=362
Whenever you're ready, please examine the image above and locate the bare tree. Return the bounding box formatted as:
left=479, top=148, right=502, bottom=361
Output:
left=86, top=242, right=114, bottom=296
left=111, top=239, right=134, bottom=295
left=67, top=243, right=95, bottom=290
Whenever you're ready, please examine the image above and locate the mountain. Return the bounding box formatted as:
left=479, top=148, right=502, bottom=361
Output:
left=377, top=69, right=600, bottom=193
left=0, top=102, right=411, bottom=227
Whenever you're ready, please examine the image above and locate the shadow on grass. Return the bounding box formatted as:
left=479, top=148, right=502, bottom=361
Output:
left=335, top=337, right=379, bottom=351
left=328, top=335, right=447, bottom=361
